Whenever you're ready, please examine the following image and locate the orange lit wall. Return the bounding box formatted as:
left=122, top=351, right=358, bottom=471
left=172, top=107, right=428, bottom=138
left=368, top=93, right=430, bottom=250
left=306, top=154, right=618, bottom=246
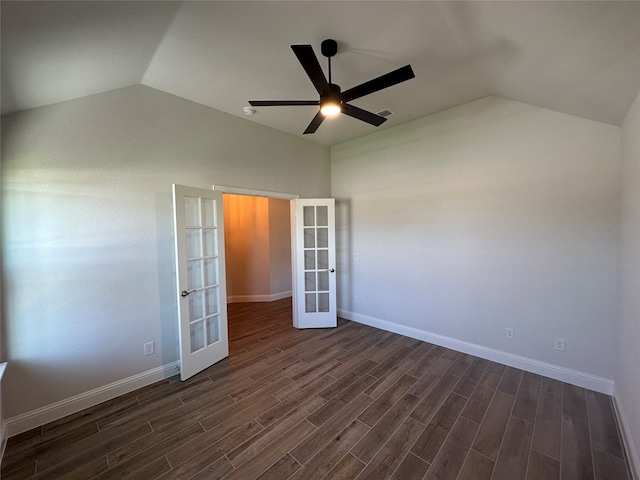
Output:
left=223, top=195, right=292, bottom=302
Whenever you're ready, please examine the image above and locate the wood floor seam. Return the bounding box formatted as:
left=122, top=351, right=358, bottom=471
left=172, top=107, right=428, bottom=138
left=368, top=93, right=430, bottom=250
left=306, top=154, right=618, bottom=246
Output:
left=489, top=380, right=526, bottom=475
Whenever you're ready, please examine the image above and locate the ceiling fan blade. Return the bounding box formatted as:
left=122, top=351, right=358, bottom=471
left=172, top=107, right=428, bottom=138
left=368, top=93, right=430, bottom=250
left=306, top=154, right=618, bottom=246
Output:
left=249, top=100, right=319, bottom=106
left=303, top=110, right=325, bottom=134
left=340, top=65, right=415, bottom=103
left=342, top=103, right=387, bottom=127
left=291, top=44, right=331, bottom=96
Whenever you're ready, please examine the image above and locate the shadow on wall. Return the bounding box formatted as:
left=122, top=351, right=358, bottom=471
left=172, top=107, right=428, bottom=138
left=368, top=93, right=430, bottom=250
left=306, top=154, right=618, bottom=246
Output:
left=155, top=192, right=179, bottom=367
left=335, top=198, right=353, bottom=312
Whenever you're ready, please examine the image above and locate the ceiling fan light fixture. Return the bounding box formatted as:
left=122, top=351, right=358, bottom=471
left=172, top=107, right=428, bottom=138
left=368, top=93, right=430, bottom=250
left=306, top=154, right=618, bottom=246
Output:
left=320, top=100, right=341, bottom=117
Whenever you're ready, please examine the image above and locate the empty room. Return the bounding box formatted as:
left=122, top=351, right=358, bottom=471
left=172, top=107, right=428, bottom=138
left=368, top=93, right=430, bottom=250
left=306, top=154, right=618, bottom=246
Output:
left=1, top=1, right=639, bottom=479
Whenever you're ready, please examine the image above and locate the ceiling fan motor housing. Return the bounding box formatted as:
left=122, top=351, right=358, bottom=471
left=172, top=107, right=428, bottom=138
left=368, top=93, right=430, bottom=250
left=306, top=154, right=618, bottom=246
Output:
left=321, top=39, right=338, bottom=58
left=324, top=83, right=341, bottom=100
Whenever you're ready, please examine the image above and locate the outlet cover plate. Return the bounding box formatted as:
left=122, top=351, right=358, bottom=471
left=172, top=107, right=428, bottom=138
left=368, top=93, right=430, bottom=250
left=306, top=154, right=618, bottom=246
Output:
left=554, top=337, right=566, bottom=351
left=144, top=341, right=155, bottom=356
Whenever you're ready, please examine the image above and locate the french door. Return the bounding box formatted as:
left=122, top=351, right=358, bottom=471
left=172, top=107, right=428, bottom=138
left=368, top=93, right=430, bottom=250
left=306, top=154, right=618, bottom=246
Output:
left=292, top=198, right=337, bottom=328
left=172, top=185, right=228, bottom=381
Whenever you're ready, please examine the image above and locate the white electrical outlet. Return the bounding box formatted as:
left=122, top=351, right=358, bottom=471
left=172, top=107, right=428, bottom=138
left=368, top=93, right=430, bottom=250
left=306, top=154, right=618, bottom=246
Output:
left=554, top=337, right=566, bottom=351
left=144, top=341, right=155, bottom=356
left=354, top=296, right=359, bottom=304
left=354, top=252, right=359, bottom=260
left=505, top=328, right=514, bottom=340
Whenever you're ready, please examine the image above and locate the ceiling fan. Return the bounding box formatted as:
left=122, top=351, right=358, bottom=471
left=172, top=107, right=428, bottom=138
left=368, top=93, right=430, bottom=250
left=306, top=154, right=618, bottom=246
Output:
left=248, top=39, right=415, bottom=134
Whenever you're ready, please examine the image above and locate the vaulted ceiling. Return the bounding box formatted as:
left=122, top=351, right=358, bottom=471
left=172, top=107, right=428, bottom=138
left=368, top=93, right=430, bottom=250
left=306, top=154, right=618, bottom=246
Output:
left=2, top=1, right=639, bottom=146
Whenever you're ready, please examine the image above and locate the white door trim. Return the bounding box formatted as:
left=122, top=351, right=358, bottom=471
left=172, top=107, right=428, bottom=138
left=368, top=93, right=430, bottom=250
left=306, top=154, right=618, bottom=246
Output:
left=212, top=185, right=300, bottom=200
left=213, top=185, right=338, bottom=330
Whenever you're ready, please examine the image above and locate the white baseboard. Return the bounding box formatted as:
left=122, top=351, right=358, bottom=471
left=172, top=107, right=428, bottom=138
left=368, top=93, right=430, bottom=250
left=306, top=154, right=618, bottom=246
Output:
left=612, top=386, right=640, bottom=480
left=227, top=291, right=291, bottom=304
left=339, top=309, right=614, bottom=395
left=4, top=361, right=180, bottom=438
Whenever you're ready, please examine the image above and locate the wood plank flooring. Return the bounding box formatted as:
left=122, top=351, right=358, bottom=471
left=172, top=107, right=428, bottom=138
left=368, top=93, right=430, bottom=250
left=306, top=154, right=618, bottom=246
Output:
left=2, top=298, right=632, bottom=479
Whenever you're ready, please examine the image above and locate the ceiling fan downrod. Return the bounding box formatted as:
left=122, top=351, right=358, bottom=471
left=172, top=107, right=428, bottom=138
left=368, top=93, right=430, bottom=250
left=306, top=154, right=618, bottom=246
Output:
left=321, top=39, right=338, bottom=85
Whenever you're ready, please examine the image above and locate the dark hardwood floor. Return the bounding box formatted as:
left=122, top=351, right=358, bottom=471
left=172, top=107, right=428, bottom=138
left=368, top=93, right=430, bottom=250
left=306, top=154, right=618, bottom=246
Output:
left=1, top=298, right=632, bottom=479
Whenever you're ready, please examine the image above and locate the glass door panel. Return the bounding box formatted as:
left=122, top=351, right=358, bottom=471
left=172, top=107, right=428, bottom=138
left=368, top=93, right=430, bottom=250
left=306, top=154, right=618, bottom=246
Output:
left=301, top=205, right=332, bottom=313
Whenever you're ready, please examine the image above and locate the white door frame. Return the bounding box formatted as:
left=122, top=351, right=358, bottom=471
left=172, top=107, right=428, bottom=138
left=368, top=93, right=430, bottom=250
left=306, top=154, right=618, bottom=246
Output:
left=212, top=184, right=299, bottom=310
left=213, top=185, right=299, bottom=201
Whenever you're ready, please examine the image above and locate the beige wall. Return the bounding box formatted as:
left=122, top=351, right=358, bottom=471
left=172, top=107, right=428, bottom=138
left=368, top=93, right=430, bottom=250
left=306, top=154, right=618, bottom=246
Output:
left=1, top=85, right=329, bottom=419
left=268, top=198, right=293, bottom=297
left=332, top=96, right=621, bottom=387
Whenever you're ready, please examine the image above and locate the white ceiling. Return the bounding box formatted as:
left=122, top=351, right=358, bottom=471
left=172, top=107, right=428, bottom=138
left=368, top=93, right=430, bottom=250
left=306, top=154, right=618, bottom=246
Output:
left=2, top=1, right=639, bottom=146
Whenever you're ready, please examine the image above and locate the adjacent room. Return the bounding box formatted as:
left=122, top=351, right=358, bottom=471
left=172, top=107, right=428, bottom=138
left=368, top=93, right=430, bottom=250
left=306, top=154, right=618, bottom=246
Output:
left=1, top=1, right=639, bottom=479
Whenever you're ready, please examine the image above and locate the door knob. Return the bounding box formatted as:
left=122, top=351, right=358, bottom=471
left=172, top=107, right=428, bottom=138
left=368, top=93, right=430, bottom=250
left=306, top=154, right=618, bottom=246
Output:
left=181, top=289, right=196, bottom=297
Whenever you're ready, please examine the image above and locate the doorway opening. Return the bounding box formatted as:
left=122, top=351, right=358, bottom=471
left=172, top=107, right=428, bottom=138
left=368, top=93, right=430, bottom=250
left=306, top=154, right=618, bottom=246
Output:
left=214, top=186, right=299, bottom=340
left=223, top=194, right=292, bottom=305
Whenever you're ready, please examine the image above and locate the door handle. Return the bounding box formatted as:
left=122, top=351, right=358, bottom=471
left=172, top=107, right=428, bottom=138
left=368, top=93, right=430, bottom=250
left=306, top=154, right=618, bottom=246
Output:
left=324, top=268, right=335, bottom=273
left=181, top=289, right=196, bottom=297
